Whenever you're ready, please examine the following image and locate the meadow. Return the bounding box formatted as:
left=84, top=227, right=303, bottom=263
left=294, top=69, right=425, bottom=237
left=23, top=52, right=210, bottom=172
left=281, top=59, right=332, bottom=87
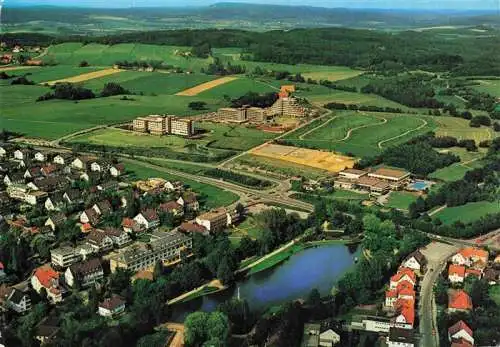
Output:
left=471, top=78, right=500, bottom=97
left=432, top=201, right=500, bottom=225
left=385, top=191, right=418, bottom=210
left=429, top=147, right=487, bottom=182
left=434, top=116, right=495, bottom=143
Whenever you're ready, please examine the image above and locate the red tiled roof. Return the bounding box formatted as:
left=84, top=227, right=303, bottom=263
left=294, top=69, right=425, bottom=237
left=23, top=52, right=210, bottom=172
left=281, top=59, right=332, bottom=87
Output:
left=391, top=268, right=416, bottom=283
left=386, top=289, right=398, bottom=298
left=458, top=247, right=488, bottom=261
left=122, top=218, right=134, bottom=227
left=395, top=298, right=415, bottom=325
left=179, top=222, right=206, bottom=234
left=449, top=264, right=466, bottom=278
left=159, top=201, right=182, bottom=212
left=465, top=268, right=482, bottom=278
left=450, top=338, right=473, bottom=347
left=34, top=265, right=59, bottom=289
left=448, top=320, right=473, bottom=338
left=99, top=295, right=125, bottom=310
left=449, top=290, right=472, bottom=310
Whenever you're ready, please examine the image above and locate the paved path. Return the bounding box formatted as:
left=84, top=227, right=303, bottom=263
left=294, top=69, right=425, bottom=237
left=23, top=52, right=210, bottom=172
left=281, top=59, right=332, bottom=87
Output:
left=378, top=117, right=428, bottom=149
left=338, top=112, right=387, bottom=142
left=168, top=279, right=224, bottom=305
left=236, top=238, right=298, bottom=274
left=428, top=205, right=447, bottom=216
left=419, top=242, right=460, bottom=347
left=159, top=322, right=184, bottom=347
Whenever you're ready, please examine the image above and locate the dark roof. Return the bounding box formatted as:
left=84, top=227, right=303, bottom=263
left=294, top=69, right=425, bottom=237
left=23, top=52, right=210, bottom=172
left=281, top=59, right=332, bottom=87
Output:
left=103, top=227, right=123, bottom=237
left=87, top=229, right=110, bottom=245
left=406, top=250, right=427, bottom=266
left=69, top=258, right=102, bottom=276
left=48, top=212, right=67, bottom=225
left=99, top=294, right=125, bottom=310
left=179, top=222, right=206, bottom=234
left=159, top=201, right=182, bottom=212
left=484, top=268, right=499, bottom=281
left=8, top=288, right=27, bottom=305
left=64, top=188, right=82, bottom=201
left=95, top=200, right=112, bottom=215
left=83, top=208, right=100, bottom=224
left=141, top=209, right=159, bottom=222
left=388, top=327, right=415, bottom=343
left=448, top=320, right=473, bottom=337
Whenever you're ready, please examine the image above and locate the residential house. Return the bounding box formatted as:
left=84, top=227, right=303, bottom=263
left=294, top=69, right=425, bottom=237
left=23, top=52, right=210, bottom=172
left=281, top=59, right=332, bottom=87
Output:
left=393, top=298, right=415, bottom=327
left=65, top=258, right=103, bottom=288
left=80, top=208, right=100, bottom=226
left=387, top=327, right=415, bottom=347
left=53, top=153, right=72, bottom=165
left=44, top=193, right=64, bottom=211
left=24, top=167, right=43, bottom=180
left=386, top=280, right=415, bottom=308
left=71, top=156, right=94, bottom=171
left=44, top=213, right=67, bottom=231
left=41, top=164, right=59, bottom=177
left=34, top=151, right=46, bottom=162
left=319, top=329, right=340, bottom=347
left=449, top=265, right=466, bottom=284
left=401, top=250, right=427, bottom=275
left=159, top=201, right=184, bottom=217
left=35, top=316, right=60, bottom=345
left=90, top=159, right=111, bottom=172
left=109, top=163, right=125, bottom=177
left=165, top=180, right=183, bottom=192
left=3, top=172, right=24, bottom=186
left=98, top=295, right=126, bottom=317
left=177, top=192, right=199, bottom=212
left=92, top=200, right=112, bottom=216
left=50, top=246, right=81, bottom=268
left=86, top=229, right=113, bottom=253
left=6, top=286, right=32, bottom=313
left=448, top=290, right=473, bottom=313
left=451, top=248, right=489, bottom=268
left=448, top=320, right=474, bottom=346
left=196, top=208, right=231, bottom=233
left=31, top=265, right=62, bottom=303
left=450, top=339, right=473, bottom=347
left=63, top=189, right=83, bottom=205
left=121, top=217, right=144, bottom=233
left=97, top=180, right=119, bottom=192
left=134, top=209, right=160, bottom=230
left=390, top=268, right=416, bottom=289
left=13, top=149, right=31, bottom=161
left=103, top=227, right=131, bottom=248
left=465, top=268, right=482, bottom=279
left=179, top=222, right=208, bottom=236
left=483, top=267, right=499, bottom=285
left=29, top=177, right=68, bottom=192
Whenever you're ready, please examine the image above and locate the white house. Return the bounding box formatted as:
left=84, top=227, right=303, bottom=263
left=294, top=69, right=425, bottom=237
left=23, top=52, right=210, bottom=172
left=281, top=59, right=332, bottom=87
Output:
left=133, top=209, right=160, bottom=230
left=6, top=287, right=32, bottom=313
left=86, top=230, right=114, bottom=253
left=448, top=265, right=466, bottom=284
left=401, top=250, right=426, bottom=274
left=319, top=329, right=340, bottom=347
left=53, top=153, right=72, bottom=165
left=109, top=164, right=125, bottom=177
left=13, top=149, right=30, bottom=161
left=34, top=152, right=46, bottom=162
left=448, top=320, right=474, bottom=345
left=98, top=295, right=126, bottom=317
left=451, top=247, right=489, bottom=267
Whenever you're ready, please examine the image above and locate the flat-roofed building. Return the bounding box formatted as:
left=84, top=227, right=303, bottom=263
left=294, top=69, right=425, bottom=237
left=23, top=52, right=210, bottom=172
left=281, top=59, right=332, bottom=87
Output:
left=146, top=115, right=167, bottom=135
left=51, top=246, right=81, bottom=268
left=133, top=115, right=194, bottom=136
left=132, top=117, right=149, bottom=132
left=339, top=168, right=368, bottom=180
left=217, top=107, right=247, bottom=122
left=196, top=208, right=231, bottom=232
left=368, top=167, right=411, bottom=188
left=169, top=117, right=194, bottom=137
left=109, top=231, right=192, bottom=273
left=269, top=97, right=307, bottom=118
left=356, top=176, right=390, bottom=195
left=246, top=107, right=267, bottom=122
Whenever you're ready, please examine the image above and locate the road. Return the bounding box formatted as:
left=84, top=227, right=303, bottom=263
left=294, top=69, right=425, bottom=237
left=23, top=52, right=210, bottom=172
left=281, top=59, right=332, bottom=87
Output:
left=159, top=322, right=184, bottom=347
left=419, top=242, right=460, bottom=347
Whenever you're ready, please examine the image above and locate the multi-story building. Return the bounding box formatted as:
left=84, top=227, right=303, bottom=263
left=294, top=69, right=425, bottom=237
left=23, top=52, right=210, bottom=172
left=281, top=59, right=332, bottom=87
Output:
left=110, top=231, right=192, bottom=273
left=217, top=107, right=247, bottom=122
left=268, top=97, right=307, bottom=118
left=65, top=258, right=103, bottom=288
left=367, top=167, right=411, bottom=189
left=132, top=115, right=194, bottom=136
left=51, top=246, right=81, bottom=268
left=195, top=208, right=231, bottom=233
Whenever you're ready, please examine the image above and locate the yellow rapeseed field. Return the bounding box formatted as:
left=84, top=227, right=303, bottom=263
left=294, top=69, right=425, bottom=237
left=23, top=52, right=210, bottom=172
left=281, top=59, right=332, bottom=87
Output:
left=175, top=76, right=238, bottom=96
left=44, top=68, right=123, bottom=85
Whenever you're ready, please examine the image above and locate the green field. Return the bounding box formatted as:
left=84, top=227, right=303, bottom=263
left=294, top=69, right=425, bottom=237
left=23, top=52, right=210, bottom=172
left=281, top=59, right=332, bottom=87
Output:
left=196, top=77, right=277, bottom=99
left=432, top=201, right=500, bottom=225
left=434, top=116, right=495, bottom=143
left=68, top=123, right=275, bottom=153
left=284, top=112, right=436, bottom=157
left=471, top=78, right=500, bottom=97
left=124, top=160, right=239, bottom=209
left=5, top=66, right=101, bottom=84
left=429, top=147, right=487, bottom=182
left=385, top=191, right=418, bottom=210
left=302, top=67, right=363, bottom=82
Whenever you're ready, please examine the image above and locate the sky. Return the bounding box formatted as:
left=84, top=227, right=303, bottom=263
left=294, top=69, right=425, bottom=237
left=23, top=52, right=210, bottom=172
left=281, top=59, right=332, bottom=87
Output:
left=3, top=0, right=499, bottom=10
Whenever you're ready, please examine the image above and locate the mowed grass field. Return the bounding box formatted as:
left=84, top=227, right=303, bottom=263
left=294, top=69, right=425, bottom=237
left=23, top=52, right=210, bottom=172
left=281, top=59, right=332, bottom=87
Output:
left=434, top=116, right=495, bottom=143
left=385, top=191, right=418, bottom=210
left=432, top=201, right=500, bottom=225
left=471, top=78, right=500, bottom=97
left=429, top=147, right=487, bottom=182
left=301, top=67, right=363, bottom=82
left=284, top=111, right=436, bottom=157
left=68, top=123, right=276, bottom=153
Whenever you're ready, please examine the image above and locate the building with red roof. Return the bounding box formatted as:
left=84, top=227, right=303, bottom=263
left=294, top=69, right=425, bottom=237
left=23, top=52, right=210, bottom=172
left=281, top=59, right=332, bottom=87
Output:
left=393, top=298, right=415, bottom=327
left=448, top=264, right=466, bottom=283
left=448, top=290, right=472, bottom=312
left=448, top=320, right=474, bottom=346
left=31, top=265, right=62, bottom=303
left=465, top=268, right=482, bottom=279
left=452, top=247, right=489, bottom=267
left=390, top=268, right=416, bottom=289
left=450, top=339, right=473, bottom=347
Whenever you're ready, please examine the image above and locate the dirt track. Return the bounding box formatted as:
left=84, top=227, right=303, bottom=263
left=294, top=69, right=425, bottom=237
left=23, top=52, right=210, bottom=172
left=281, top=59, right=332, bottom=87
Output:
left=44, top=68, right=123, bottom=85
left=175, top=76, right=238, bottom=96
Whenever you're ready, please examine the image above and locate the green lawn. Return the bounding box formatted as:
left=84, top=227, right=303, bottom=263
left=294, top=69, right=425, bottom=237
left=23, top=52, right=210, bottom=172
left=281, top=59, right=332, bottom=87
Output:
left=196, top=77, right=277, bottom=99
left=7, top=66, right=102, bottom=84
left=248, top=243, right=305, bottom=275
left=124, top=160, right=239, bottom=209
left=385, top=191, right=418, bottom=210
left=489, top=286, right=500, bottom=306
left=117, top=73, right=216, bottom=95
left=301, top=67, right=363, bottom=82
left=178, top=286, right=220, bottom=304
left=433, top=201, right=500, bottom=225
left=434, top=116, right=495, bottom=143
left=429, top=148, right=487, bottom=182
left=471, top=78, right=500, bottom=97
left=233, top=216, right=264, bottom=240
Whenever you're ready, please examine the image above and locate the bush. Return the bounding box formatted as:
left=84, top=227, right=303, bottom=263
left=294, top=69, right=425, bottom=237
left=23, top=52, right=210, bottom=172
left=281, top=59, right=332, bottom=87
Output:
left=10, top=76, right=34, bottom=85
left=188, top=101, right=207, bottom=110
left=79, top=60, right=89, bottom=67
left=37, top=82, right=95, bottom=101
left=100, top=82, right=130, bottom=97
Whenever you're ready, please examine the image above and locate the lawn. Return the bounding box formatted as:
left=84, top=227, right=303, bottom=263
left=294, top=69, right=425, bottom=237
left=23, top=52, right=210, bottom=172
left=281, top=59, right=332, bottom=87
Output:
left=432, top=201, right=500, bottom=225
left=232, top=216, right=264, bottom=240
left=201, top=123, right=277, bottom=151
left=429, top=148, right=487, bottom=182
left=471, top=78, right=500, bottom=97
left=385, top=191, right=418, bottom=210
left=248, top=243, right=305, bottom=275
left=301, top=67, right=363, bottom=82
left=196, top=77, right=277, bottom=99
left=434, top=116, right=495, bottom=143
left=124, top=160, right=239, bottom=209
left=6, top=66, right=102, bottom=84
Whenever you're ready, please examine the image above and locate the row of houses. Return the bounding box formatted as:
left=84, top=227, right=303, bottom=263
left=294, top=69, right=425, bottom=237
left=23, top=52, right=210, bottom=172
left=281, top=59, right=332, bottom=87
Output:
left=448, top=247, right=499, bottom=285
left=334, top=167, right=411, bottom=196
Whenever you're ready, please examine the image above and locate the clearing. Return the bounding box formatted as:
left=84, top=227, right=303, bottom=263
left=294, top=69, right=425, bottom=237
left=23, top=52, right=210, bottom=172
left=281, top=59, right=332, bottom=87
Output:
left=44, top=68, right=123, bottom=85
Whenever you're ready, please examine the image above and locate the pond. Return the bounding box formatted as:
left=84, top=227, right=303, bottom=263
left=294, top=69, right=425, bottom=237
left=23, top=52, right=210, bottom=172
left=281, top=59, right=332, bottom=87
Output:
left=170, top=243, right=359, bottom=322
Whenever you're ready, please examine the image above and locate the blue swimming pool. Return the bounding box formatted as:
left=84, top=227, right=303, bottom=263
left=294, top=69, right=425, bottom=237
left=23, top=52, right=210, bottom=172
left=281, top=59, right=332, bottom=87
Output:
left=410, top=181, right=431, bottom=191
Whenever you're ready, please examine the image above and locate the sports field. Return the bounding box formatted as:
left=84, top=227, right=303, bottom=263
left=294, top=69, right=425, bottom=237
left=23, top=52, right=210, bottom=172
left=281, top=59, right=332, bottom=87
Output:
left=250, top=143, right=355, bottom=172
left=176, top=76, right=239, bottom=96
left=432, top=201, right=500, bottom=225
left=44, top=68, right=123, bottom=85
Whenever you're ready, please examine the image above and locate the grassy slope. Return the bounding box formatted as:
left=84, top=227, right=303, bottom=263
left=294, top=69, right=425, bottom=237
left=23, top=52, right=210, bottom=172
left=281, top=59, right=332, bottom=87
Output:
left=432, top=201, right=500, bottom=225
left=124, top=160, right=239, bottom=208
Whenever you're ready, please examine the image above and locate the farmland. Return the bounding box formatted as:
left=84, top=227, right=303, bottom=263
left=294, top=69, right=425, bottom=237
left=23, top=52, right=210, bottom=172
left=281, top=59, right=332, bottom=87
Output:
left=176, top=76, right=239, bottom=96
left=432, top=201, right=500, bottom=225
left=44, top=68, right=123, bottom=85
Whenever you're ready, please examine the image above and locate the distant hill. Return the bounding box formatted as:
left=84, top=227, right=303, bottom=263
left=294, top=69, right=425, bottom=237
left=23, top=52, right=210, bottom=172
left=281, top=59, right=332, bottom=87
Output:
left=1, top=3, right=498, bottom=34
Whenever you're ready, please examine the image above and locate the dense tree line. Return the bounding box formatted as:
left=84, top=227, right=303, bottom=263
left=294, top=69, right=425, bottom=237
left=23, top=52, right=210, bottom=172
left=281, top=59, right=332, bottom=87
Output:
left=324, top=101, right=402, bottom=113
left=202, top=57, right=246, bottom=75
left=37, top=82, right=96, bottom=101
left=204, top=168, right=272, bottom=188
left=10, top=76, right=34, bottom=85
left=100, top=82, right=130, bottom=97
left=230, top=91, right=278, bottom=108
